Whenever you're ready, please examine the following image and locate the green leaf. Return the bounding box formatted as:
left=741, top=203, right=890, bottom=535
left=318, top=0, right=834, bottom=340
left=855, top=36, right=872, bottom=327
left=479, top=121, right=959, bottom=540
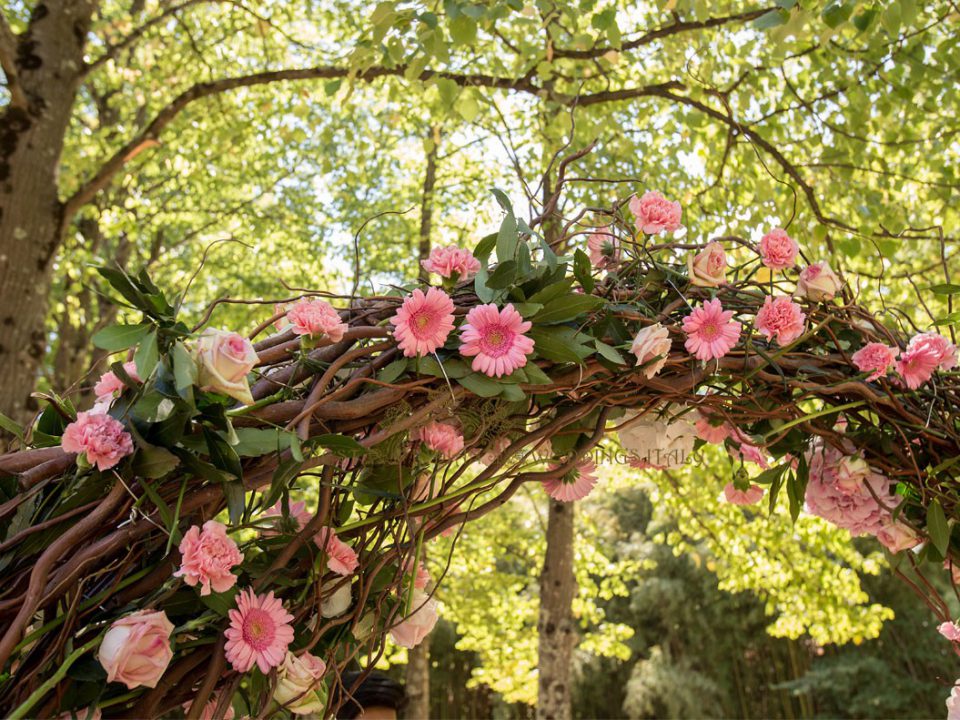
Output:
left=500, top=383, right=526, bottom=402
left=486, top=260, right=518, bottom=289
left=232, top=428, right=297, bottom=457
left=491, top=188, right=513, bottom=214
left=521, top=362, right=553, bottom=386
left=132, top=443, right=181, bottom=479
left=204, top=428, right=243, bottom=480
left=458, top=372, right=503, bottom=397
left=527, top=278, right=575, bottom=305
left=496, top=212, right=519, bottom=263
left=929, top=283, right=960, bottom=295
left=414, top=355, right=471, bottom=379
left=0, top=411, right=24, bottom=442
left=573, top=249, right=595, bottom=293
left=533, top=293, right=604, bottom=324
left=821, top=0, right=854, bottom=28
left=134, top=329, right=159, bottom=378
left=927, top=499, right=950, bottom=556
left=473, top=232, right=497, bottom=262
left=754, top=8, right=789, bottom=29
left=92, top=323, right=151, bottom=351
left=138, top=478, right=175, bottom=529
left=529, top=326, right=593, bottom=364
left=378, top=358, right=409, bottom=384
left=593, top=339, right=625, bottom=365
left=223, top=480, right=246, bottom=525
left=200, top=586, right=239, bottom=616
left=171, top=342, right=197, bottom=394
left=314, top=434, right=367, bottom=458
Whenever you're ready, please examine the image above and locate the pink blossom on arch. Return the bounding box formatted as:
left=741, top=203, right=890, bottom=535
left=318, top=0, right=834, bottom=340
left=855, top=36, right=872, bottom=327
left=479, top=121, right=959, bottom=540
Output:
left=728, top=442, right=770, bottom=469
left=389, top=590, right=439, bottom=649
left=875, top=519, right=921, bottom=553
left=628, top=191, right=682, bottom=235
left=755, top=296, right=806, bottom=347
left=630, top=323, right=671, bottom=378
left=939, top=622, right=960, bottom=642
left=758, top=228, right=799, bottom=270
left=687, top=242, right=728, bottom=287
left=286, top=299, right=348, bottom=342
left=907, top=332, right=957, bottom=371
left=224, top=589, right=295, bottom=674
left=587, top=230, right=620, bottom=269
left=174, top=520, right=244, bottom=596
left=796, top=262, right=842, bottom=301
left=542, top=459, right=598, bottom=503
left=391, top=288, right=455, bottom=358
left=459, top=303, right=535, bottom=377
left=415, top=421, right=464, bottom=458
left=313, top=527, right=359, bottom=576
left=851, top=342, right=898, bottom=381
left=61, top=411, right=134, bottom=471
left=682, top=299, right=742, bottom=362
left=94, top=361, right=142, bottom=403
left=695, top=412, right=731, bottom=444
left=260, top=500, right=312, bottom=537
left=723, top=483, right=765, bottom=505
left=896, top=343, right=940, bottom=390
left=421, top=246, right=482, bottom=282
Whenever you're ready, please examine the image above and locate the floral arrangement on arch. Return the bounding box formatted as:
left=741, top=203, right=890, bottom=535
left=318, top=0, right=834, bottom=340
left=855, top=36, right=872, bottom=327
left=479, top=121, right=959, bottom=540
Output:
left=1, top=184, right=960, bottom=718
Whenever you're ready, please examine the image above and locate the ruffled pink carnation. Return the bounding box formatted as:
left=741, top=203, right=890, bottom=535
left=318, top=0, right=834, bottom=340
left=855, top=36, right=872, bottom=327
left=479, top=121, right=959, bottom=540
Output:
left=907, top=332, right=957, bottom=371
left=682, top=299, right=741, bottom=362
left=628, top=191, right=682, bottom=235
left=586, top=230, right=620, bottom=269
left=260, top=500, right=312, bottom=537
left=61, top=411, right=134, bottom=471
left=459, top=303, right=535, bottom=377
left=224, top=588, right=295, bottom=674
left=896, top=343, right=939, bottom=390
left=174, top=520, right=244, bottom=596
left=758, top=228, right=799, bottom=270
left=415, top=421, right=464, bottom=459
left=94, top=361, right=141, bottom=403
left=542, top=460, right=598, bottom=503
left=286, top=299, right=347, bottom=342
left=695, top=412, right=731, bottom=444
left=314, top=527, right=359, bottom=576
left=723, top=482, right=764, bottom=505
left=421, top=246, right=482, bottom=282
left=755, top=296, right=806, bottom=347
left=390, top=288, right=455, bottom=358
left=851, top=342, right=898, bottom=381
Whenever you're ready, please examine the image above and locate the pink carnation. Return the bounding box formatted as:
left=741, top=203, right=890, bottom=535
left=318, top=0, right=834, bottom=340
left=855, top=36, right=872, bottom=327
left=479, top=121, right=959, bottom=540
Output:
left=314, top=527, right=359, bottom=576
left=415, top=421, right=464, bottom=459
left=542, top=460, right=598, bottom=503
left=459, top=303, right=535, bottom=377
left=755, top=296, right=806, bottom=347
left=94, top=361, right=142, bottom=403
left=907, top=332, right=957, bottom=371
left=628, top=191, right=682, bottom=235
left=896, top=343, right=939, bottom=390
left=390, top=288, right=455, bottom=358
left=695, top=412, right=731, bottom=444
left=224, top=588, right=295, bottom=674
left=728, top=442, right=770, bottom=469
left=758, top=228, right=799, bottom=270
left=940, top=622, right=960, bottom=642
left=723, top=483, right=765, bottom=505
left=851, top=342, right=898, bottom=381
left=682, top=299, right=741, bottom=362
left=286, top=299, right=347, bottom=342
left=260, top=500, right=312, bottom=537
left=174, top=520, right=244, bottom=596
left=61, top=411, right=134, bottom=471
left=421, top=246, right=482, bottom=282
left=586, top=231, right=620, bottom=269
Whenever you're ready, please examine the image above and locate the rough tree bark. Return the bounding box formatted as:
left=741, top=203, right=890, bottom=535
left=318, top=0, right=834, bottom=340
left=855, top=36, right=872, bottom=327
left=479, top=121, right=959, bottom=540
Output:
left=0, top=1, right=95, bottom=424
left=536, top=499, right=577, bottom=720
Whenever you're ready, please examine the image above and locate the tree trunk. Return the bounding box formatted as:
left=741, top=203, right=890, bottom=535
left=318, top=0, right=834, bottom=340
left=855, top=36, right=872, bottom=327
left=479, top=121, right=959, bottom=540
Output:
left=405, top=638, right=431, bottom=719
left=416, top=125, right=440, bottom=284
left=536, top=499, right=577, bottom=720
left=0, top=1, right=94, bottom=426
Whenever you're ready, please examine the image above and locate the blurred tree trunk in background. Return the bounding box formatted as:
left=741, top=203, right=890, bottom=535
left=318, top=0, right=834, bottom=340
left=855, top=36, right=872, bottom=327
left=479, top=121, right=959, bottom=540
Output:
left=536, top=500, right=576, bottom=720
left=0, top=1, right=95, bottom=424
left=416, top=125, right=440, bottom=285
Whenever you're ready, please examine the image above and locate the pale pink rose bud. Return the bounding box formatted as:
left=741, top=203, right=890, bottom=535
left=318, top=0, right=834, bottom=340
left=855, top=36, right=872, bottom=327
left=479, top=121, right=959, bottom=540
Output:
left=61, top=411, right=134, bottom=471
left=758, top=228, right=799, bottom=270
left=98, top=610, right=174, bottom=689
left=686, top=242, right=727, bottom=287
left=174, top=520, right=244, bottom=596
left=796, top=262, right=842, bottom=301
left=93, top=361, right=142, bottom=404
left=629, top=323, right=671, bottom=378
left=389, top=590, right=440, bottom=649
left=193, top=328, right=259, bottom=404
left=320, top=579, right=352, bottom=617
left=274, top=652, right=328, bottom=715
left=628, top=191, right=682, bottom=235
left=875, top=519, right=920, bottom=553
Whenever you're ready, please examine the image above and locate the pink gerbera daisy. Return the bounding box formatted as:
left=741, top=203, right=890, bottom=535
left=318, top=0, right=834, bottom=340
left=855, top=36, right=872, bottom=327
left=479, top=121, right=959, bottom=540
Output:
left=390, top=288, right=455, bottom=357
left=542, top=460, right=598, bottom=502
left=224, top=588, right=295, bottom=674
left=896, top=344, right=940, bottom=390
left=682, top=299, right=741, bottom=362
left=459, top=303, right=535, bottom=377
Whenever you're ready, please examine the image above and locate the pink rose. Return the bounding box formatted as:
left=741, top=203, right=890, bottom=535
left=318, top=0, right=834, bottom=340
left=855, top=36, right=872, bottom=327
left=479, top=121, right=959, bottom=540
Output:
left=415, top=421, right=464, bottom=459
left=174, top=520, right=244, bottom=596
left=796, top=262, right=842, bottom=301
left=758, top=228, right=799, bottom=270
left=98, top=610, right=174, bottom=689
left=314, top=527, right=359, bottom=576
left=286, top=299, right=348, bottom=343
left=421, top=246, right=482, bottom=282
left=686, top=242, right=727, bottom=287
left=193, top=328, right=259, bottom=404
left=630, top=323, right=671, bottom=379
left=93, top=361, right=142, bottom=403
left=61, top=411, right=134, bottom=471
left=940, top=622, right=960, bottom=642
left=907, top=332, right=957, bottom=371
left=875, top=519, right=920, bottom=553
left=629, top=191, right=682, bottom=235
left=274, top=652, right=328, bottom=715
left=586, top=231, right=620, bottom=269
left=754, top=296, right=806, bottom=347
left=723, top=482, right=764, bottom=505
left=851, top=342, right=898, bottom=381
left=389, top=590, right=439, bottom=649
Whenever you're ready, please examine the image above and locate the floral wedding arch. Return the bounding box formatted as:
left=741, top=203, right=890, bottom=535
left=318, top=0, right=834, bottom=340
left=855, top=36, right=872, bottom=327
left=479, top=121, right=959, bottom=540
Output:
left=0, top=184, right=958, bottom=718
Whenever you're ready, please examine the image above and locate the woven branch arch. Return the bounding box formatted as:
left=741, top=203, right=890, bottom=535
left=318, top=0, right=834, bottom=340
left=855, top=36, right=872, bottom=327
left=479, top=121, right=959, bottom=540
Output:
left=0, top=187, right=957, bottom=719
